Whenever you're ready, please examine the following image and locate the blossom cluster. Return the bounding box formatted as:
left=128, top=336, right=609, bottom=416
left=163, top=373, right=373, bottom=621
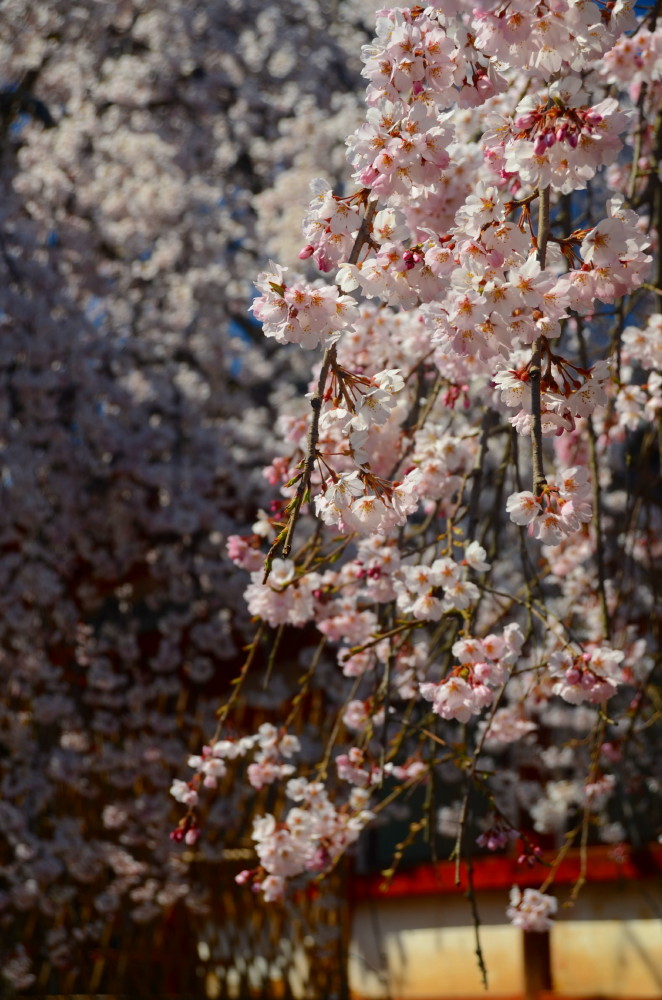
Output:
left=506, top=465, right=593, bottom=544
left=550, top=646, right=626, bottom=705
left=237, top=780, right=374, bottom=902
left=489, top=81, right=628, bottom=194
left=420, top=623, right=524, bottom=723
left=251, top=261, right=359, bottom=349
left=507, top=887, right=558, bottom=933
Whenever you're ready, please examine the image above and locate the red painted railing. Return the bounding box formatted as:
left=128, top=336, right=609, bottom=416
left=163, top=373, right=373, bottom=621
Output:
left=349, top=842, right=662, bottom=901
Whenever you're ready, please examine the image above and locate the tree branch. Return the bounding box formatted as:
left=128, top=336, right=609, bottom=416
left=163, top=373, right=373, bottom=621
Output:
left=530, top=186, right=550, bottom=496
left=263, top=198, right=378, bottom=578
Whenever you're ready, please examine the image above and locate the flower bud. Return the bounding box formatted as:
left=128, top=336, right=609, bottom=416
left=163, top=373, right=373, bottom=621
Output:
left=514, top=112, right=538, bottom=129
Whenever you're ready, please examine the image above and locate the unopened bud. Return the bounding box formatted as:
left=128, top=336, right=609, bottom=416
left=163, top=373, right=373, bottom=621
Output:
left=514, top=112, right=538, bottom=130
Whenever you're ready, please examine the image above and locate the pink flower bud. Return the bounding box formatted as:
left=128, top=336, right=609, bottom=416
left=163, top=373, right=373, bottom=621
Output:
left=514, top=112, right=538, bottom=129
left=313, top=249, right=334, bottom=272
left=601, top=742, right=622, bottom=763
left=485, top=248, right=505, bottom=267
left=359, top=165, right=380, bottom=186
left=298, top=244, right=315, bottom=260
left=474, top=662, right=492, bottom=683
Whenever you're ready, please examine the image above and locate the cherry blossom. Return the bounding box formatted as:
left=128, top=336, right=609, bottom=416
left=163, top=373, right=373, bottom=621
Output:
left=507, top=887, right=558, bottom=932
left=192, top=0, right=662, bottom=947
left=9, top=0, right=660, bottom=989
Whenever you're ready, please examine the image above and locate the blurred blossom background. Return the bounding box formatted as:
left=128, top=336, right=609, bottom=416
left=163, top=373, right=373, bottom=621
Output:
left=0, top=0, right=379, bottom=993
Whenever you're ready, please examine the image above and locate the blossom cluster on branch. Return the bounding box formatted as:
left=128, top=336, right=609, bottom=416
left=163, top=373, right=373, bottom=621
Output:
left=178, top=0, right=662, bottom=951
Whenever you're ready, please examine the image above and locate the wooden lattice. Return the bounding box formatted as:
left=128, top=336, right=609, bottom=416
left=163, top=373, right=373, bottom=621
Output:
left=10, top=686, right=351, bottom=999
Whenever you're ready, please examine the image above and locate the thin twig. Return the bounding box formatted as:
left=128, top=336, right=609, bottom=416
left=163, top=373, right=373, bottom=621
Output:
left=466, top=855, right=489, bottom=990
left=576, top=320, right=611, bottom=640
left=212, top=623, right=266, bottom=739
left=628, top=82, right=648, bottom=203
left=277, top=342, right=337, bottom=562
left=587, top=418, right=610, bottom=639
left=467, top=407, right=497, bottom=539
left=378, top=604, right=396, bottom=781
left=317, top=674, right=363, bottom=781
left=530, top=187, right=550, bottom=496
left=263, top=623, right=285, bottom=689
left=284, top=636, right=327, bottom=729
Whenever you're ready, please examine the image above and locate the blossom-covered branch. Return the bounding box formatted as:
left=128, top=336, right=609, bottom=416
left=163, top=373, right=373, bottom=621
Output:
left=173, top=0, right=662, bottom=961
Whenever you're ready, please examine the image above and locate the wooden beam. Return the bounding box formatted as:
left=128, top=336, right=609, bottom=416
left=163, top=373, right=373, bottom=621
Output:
left=350, top=844, right=662, bottom=902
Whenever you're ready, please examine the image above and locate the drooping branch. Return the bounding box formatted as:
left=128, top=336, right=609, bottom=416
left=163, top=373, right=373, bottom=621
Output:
left=576, top=321, right=611, bottom=641
left=263, top=198, right=378, bottom=578
left=467, top=407, right=497, bottom=539
left=530, top=186, right=550, bottom=496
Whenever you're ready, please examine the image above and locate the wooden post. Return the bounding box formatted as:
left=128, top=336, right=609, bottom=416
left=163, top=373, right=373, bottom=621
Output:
left=523, top=929, right=552, bottom=1000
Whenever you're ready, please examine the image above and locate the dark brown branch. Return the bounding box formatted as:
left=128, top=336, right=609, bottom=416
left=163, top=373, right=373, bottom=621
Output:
left=576, top=322, right=611, bottom=640
left=530, top=187, right=550, bottom=496
left=467, top=407, right=497, bottom=539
